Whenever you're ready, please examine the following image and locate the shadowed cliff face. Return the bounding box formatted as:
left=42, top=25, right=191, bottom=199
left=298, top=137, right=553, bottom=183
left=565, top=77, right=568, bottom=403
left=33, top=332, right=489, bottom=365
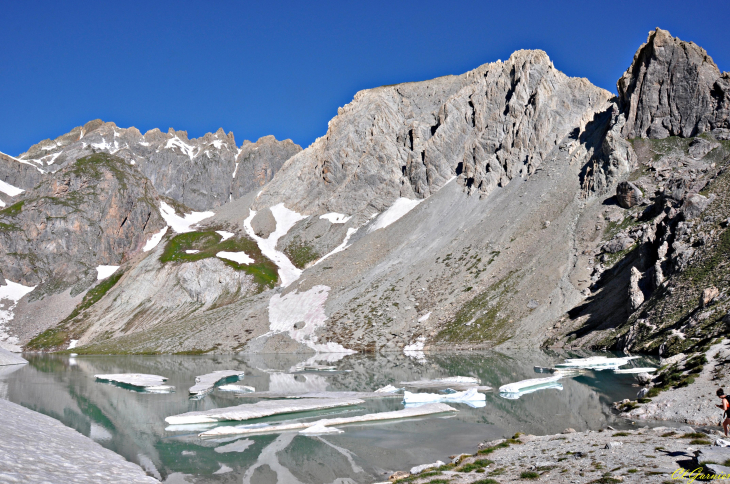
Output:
left=0, top=153, right=166, bottom=294
left=618, top=28, right=730, bottom=139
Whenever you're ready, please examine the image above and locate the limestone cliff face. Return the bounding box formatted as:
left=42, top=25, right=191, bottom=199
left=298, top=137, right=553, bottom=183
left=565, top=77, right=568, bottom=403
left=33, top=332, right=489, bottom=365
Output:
left=4, top=121, right=301, bottom=211
left=618, top=28, right=730, bottom=139
left=0, top=153, right=166, bottom=294
left=256, top=50, right=614, bottom=216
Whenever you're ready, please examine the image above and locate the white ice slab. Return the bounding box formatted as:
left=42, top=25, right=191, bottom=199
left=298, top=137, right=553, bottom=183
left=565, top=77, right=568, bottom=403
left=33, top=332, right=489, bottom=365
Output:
left=367, top=198, right=421, bottom=233
left=400, top=376, right=488, bottom=391
left=403, top=388, right=486, bottom=408
left=299, top=423, right=343, bottom=435
left=0, top=179, right=24, bottom=197
left=229, top=391, right=402, bottom=400
left=159, top=201, right=214, bottom=234
left=214, top=439, right=254, bottom=453
left=189, top=370, right=245, bottom=396
left=142, top=226, right=168, bottom=252
left=200, top=402, right=457, bottom=437
left=95, top=374, right=173, bottom=392
left=218, top=384, right=255, bottom=393
left=612, top=367, right=657, bottom=374
left=165, top=397, right=364, bottom=425
left=556, top=356, right=639, bottom=370
left=216, top=230, right=234, bottom=241
left=319, top=213, right=351, bottom=224
left=95, top=265, right=119, bottom=280
left=499, top=382, right=563, bottom=400
left=374, top=385, right=402, bottom=393
left=499, top=375, right=561, bottom=394
left=216, top=251, right=254, bottom=265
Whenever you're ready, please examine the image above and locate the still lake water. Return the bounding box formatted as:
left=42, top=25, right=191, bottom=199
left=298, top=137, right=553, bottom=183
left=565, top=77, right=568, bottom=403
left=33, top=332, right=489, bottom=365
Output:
left=1, top=350, right=659, bottom=483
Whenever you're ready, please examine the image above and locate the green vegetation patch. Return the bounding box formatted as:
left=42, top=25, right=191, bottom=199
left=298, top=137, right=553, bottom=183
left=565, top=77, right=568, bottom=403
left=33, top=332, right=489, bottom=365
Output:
left=458, top=459, right=493, bottom=472
left=160, top=230, right=278, bottom=289
left=0, top=200, right=24, bottom=217
left=26, top=271, right=124, bottom=350
left=283, top=235, right=320, bottom=269
left=520, top=471, right=539, bottom=479
left=70, top=153, right=130, bottom=189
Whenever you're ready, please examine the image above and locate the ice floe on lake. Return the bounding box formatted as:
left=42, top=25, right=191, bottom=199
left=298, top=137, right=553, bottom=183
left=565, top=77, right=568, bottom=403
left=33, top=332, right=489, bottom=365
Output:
left=612, top=367, right=657, bottom=374
left=95, top=373, right=174, bottom=393
left=165, top=397, right=364, bottom=425
left=199, top=402, right=457, bottom=437
left=556, top=356, right=639, bottom=370
left=400, top=376, right=490, bottom=391
left=499, top=375, right=562, bottom=396
left=403, top=388, right=486, bottom=408
left=218, top=384, right=256, bottom=393
left=189, top=370, right=245, bottom=397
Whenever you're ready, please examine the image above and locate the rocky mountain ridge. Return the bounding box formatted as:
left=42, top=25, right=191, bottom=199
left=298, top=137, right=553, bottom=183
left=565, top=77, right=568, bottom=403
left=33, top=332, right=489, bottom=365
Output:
left=2, top=28, right=729, bottom=358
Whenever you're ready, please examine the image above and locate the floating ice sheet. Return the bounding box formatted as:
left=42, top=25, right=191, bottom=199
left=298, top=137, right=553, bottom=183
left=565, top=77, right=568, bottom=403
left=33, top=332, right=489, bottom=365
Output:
left=189, top=370, right=245, bottom=396
left=95, top=373, right=174, bottom=393
left=499, top=382, right=563, bottom=400
left=555, top=356, right=639, bottom=370
left=403, top=388, right=486, bottom=408
left=200, top=403, right=457, bottom=437
left=400, top=376, right=490, bottom=391
left=218, top=384, right=255, bottom=393
left=165, top=397, right=364, bottom=425
left=612, top=367, right=657, bottom=374
left=499, top=375, right=562, bottom=394
left=227, top=391, right=402, bottom=400
left=374, top=385, right=403, bottom=393
left=0, top=347, right=27, bottom=366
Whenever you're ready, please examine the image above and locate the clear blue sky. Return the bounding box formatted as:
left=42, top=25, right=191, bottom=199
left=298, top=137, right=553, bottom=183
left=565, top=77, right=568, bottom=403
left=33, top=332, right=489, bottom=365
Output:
left=1, top=1, right=727, bottom=156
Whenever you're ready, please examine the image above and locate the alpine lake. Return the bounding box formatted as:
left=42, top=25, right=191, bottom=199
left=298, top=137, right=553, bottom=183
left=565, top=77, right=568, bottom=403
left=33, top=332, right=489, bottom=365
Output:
left=0, top=350, right=664, bottom=483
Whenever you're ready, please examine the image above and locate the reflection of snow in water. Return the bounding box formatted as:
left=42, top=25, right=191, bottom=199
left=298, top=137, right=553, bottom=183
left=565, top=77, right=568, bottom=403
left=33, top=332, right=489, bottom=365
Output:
left=137, top=453, right=161, bottom=480
left=0, top=364, right=23, bottom=399
left=268, top=372, right=328, bottom=393
left=315, top=437, right=363, bottom=474
left=214, top=438, right=253, bottom=453
left=242, top=433, right=303, bottom=484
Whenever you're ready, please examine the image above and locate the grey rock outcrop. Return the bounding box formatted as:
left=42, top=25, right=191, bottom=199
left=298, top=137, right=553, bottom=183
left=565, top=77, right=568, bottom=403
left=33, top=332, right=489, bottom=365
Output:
left=616, top=181, right=642, bottom=208
left=10, top=121, right=300, bottom=211
left=256, top=49, right=613, bottom=216
left=688, top=137, right=719, bottom=159
left=629, top=267, right=645, bottom=310
left=618, top=28, right=730, bottom=139
left=0, top=153, right=167, bottom=295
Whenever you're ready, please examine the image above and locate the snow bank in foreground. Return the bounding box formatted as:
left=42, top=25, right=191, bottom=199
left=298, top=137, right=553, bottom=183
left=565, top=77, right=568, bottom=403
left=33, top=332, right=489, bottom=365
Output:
left=268, top=285, right=355, bottom=354
left=243, top=203, right=306, bottom=287
left=319, top=213, right=351, bottom=224
left=0, top=180, right=24, bottom=197
left=367, top=198, right=421, bottom=233
left=96, top=265, right=119, bottom=280
left=0, top=280, right=36, bottom=352
left=143, top=226, right=168, bottom=252
left=216, top=251, right=254, bottom=265
left=159, top=202, right=214, bottom=234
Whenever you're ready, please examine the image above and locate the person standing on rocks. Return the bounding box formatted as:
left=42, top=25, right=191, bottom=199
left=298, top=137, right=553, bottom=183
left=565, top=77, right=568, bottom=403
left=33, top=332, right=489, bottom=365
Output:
left=717, top=389, right=730, bottom=436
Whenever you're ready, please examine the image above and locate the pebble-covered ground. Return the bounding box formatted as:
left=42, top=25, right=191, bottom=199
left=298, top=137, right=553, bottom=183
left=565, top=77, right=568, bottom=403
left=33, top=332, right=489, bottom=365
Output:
left=381, top=426, right=730, bottom=483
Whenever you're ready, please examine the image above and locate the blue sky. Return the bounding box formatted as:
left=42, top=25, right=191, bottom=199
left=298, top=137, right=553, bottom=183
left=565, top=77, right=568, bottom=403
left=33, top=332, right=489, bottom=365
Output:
left=1, top=1, right=727, bottom=155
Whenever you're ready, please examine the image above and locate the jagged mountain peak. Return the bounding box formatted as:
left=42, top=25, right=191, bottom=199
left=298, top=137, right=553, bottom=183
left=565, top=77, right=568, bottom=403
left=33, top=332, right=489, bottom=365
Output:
left=618, top=27, right=729, bottom=139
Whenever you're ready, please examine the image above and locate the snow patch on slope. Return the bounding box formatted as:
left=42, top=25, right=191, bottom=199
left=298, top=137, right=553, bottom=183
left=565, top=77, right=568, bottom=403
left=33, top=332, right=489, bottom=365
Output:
left=95, top=265, right=119, bottom=280
left=143, top=226, right=168, bottom=252
left=317, top=227, right=358, bottom=264
left=215, top=230, right=234, bottom=241
left=0, top=280, right=36, bottom=352
left=165, top=137, right=196, bottom=160
left=367, top=198, right=421, bottom=233
left=319, top=213, right=351, bottom=224
left=0, top=180, right=23, bottom=197
left=0, top=151, right=44, bottom=173
left=160, top=202, right=214, bottom=234
left=243, top=204, right=306, bottom=287
left=216, top=251, right=254, bottom=265
left=268, top=285, right=355, bottom=354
